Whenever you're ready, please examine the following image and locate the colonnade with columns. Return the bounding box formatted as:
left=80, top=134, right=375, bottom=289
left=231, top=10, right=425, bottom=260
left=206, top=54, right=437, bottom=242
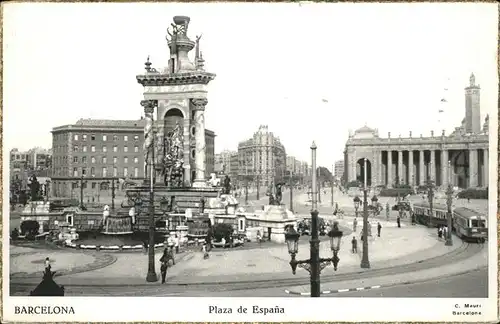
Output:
left=351, top=147, right=489, bottom=189
left=375, top=148, right=489, bottom=188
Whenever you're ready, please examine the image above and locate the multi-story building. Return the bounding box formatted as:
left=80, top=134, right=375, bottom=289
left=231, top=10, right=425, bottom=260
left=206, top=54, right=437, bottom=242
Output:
left=10, top=147, right=52, bottom=182
left=51, top=118, right=216, bottom=198
left=215, top=150, right=236, bottom=175
left=334, top=160, right=345, bottom=182
left=344, top=74, right=489, bottom=188
left=238, top=125, right=286, bottom=186
left=286, top=156, right=296, bottom=175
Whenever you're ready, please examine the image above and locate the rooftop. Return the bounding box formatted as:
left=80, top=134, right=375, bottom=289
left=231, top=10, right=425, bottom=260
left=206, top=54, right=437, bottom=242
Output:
left=75, top=119, right=146, bottom=127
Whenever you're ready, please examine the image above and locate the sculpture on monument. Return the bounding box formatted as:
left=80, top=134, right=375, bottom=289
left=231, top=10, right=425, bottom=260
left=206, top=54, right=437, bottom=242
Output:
left=267, top=182, right=284, bottom=206
left=161, top=121, right=185, bottom=188
left=222, top=175, right=231, bottom=195
left=27, top=175, right=41, bottom=201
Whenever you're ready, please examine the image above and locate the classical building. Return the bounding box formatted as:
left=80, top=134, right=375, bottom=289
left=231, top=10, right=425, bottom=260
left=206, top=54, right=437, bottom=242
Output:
left=334, top=160, right=344, bottom=182
left=50, top=118, right=215, bottom=198
left=344, top=74, right=489, bottom=189
left=238, top=125, right=287, bottom=186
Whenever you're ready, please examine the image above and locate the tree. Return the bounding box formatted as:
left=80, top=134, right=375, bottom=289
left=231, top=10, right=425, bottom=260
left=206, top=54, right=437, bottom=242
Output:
left=212, top=223, right=233, bottom=242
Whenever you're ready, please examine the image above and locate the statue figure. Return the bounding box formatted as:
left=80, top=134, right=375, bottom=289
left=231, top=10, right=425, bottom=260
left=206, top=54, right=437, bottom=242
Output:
left=28, top=175, right=41, bottom=201
left=171, top=122, right=183, bottom=159
left=195, top=34, right=203, bottom=61
left=223, top=175, right=231, bottom=195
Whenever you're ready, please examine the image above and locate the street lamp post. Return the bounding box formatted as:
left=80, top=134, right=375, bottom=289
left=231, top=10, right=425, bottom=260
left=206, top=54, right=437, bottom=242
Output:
left=445, top=185, right=454, bottom=246
left=80, top=175, right=84, bottom=209
left=317, top=168, right=321, bottom=204
left=289, top=172, right=294, bottom=213
left=284, top=141, right=343, bottom=297
left=426, top=178, right=435, bottom=227
left=360, top=158, right=370, bottom=269
left=142, top=99, right=158, bottom=283
left=353, top=196, right=360, bottom=218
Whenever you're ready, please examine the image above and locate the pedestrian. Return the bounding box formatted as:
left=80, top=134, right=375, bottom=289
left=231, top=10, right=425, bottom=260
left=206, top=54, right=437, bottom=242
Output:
left=351, top=236, right=358, bottom=253
left=442, top=226, right=447, bottom=240
left=386, top=203, right=390, bottom=221
left=202, top=243, right=210, bottom=259
left=377, top=222, right=382, bottom=237
left=397, top=216, right=401, bottom=228
left=44, top=257, right=51, bottom=273
left=175, top=234, right=180, bottom=254
left=256, top=230, right=262, bottom=246
left=160, top=260, right=168, bottom=284
left=438, top=226, right=443, bottom=239
left=353, top=217, right=358, bottom=232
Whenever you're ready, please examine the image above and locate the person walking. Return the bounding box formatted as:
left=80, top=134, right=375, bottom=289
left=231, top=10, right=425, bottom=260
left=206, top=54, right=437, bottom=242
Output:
left=377, top=222, right=382, bottom=237
left=438, top=226, right=443, bottom=239
left=256, top=230, right=262, bottom=247
left=351, top=236, right=358, bottom=253
left=442, top=226, right=447, bottom=241
left=160, top=260, right=168, bottom=284
left=174, top=234, right=180, bottom=254
left=386, top=202, right=390, bottom=221
left=353, top=217, right=358, bottom=232
left=397, top=216, right=401, bottom=228
left=44, top=257, right=51, bottom=273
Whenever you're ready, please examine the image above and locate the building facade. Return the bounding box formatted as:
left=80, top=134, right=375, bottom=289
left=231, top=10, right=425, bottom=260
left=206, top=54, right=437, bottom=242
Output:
left=334, top=160, right=344, bottom=182
left=51, top=118, right=215, bottom=198
left=238, top=125, right=287, bottom=186
left=10, top=147, right=52, bottom=182
left=344, top=74, right=489, bottom=189
left=215, top=150, right=238, bottom=176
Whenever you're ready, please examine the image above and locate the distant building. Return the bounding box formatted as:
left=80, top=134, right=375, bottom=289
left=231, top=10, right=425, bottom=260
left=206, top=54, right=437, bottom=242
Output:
left=344, top=74, right=488, bottom=188
left=334, top=160, right=344, bottom=182
left=50, top=118, right=215, bottom=198
left=238, top=125, right=286, bottom=186
left=10, top=147, right=52, bottom=184
left=215, top=150, right=237, bottom=176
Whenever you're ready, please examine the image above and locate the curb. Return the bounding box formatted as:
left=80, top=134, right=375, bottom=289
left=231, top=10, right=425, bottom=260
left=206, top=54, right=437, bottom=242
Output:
left=285, top=285, right=382, bottom=296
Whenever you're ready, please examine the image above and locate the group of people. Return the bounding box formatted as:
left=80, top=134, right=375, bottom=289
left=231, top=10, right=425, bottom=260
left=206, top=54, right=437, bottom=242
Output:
left=437, top=225, right=449, bottom=240
left=351, top=218, right=384, bottom=253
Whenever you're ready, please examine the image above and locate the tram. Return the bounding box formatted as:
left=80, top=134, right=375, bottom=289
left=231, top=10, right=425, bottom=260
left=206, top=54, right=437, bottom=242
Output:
left=413, top=201, right=488, bottom=242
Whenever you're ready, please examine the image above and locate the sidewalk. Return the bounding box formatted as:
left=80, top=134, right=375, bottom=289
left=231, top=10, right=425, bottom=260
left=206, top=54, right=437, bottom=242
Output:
left=286, top=243, right=488, bottom=295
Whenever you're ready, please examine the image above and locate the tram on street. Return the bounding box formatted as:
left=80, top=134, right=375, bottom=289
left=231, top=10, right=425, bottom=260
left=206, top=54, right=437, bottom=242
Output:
left=413, top=202, right=488, bottom=242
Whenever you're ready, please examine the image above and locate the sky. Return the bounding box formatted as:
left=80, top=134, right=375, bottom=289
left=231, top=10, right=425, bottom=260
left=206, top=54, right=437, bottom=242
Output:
left=3, top=2, right=498, bottom=168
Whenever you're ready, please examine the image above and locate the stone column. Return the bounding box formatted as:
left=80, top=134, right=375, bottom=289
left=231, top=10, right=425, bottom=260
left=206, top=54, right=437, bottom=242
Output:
left=192, top=98, right=208, bottom=187
left=441, top=150, right=448, bottom=187
left=419, top=150, right=425, bottom=185
left=397, top=150, right=403, bottom=185
left=483, top=149, right=489, bottom=187
left=430, top=150, right=436, bottom=182
left=141, top=99, right=158, bottom=181
left=387, top=150, right=393, bottom=188
left=408, top=150, right=414, bottom=187
left=469, top=149, right=478, bottom=188
left=378, top=151, right=383, bottom=187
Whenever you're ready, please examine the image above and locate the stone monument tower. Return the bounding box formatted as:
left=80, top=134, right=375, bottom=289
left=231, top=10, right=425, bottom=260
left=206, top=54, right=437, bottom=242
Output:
left=136, top=16, right=216, bottom=188
left=464, top=72, right=481, bottom=134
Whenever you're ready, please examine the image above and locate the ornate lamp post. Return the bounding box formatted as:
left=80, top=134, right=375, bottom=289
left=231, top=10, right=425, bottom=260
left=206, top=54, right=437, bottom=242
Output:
left=284, top=142, right=344, bottom=297
left=142, top=99, right=158, bottom=283
left=353, top=196, right=361, bottom=217
left=289, top=172, right=294, bottom=213
left=360, top=158, right=370, bottom=269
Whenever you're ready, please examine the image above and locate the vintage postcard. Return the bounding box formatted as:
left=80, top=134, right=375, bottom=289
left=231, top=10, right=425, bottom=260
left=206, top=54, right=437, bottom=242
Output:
left=2, top=2, right=498, bottom=322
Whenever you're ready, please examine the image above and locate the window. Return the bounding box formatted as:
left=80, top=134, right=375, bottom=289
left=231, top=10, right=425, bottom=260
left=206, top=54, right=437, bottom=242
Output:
left=102, top=167, right=107, bottom=177
left=103, top=135, right=107, bottom=141
left=83, top=146, right=87, bottom=152
left=134, top=135, right=139, bottom=141
left=82, top=182, right=87, bottom=189
left=113, top=156, right=117, bottom=164
left=82, top=157, right=87, bottom=163
left=91, top=145, right=96, bottom=152
left=66, top=214, right=74, bottom=226
left=102, top=157, right=107, bottom=164
left=134, top=157, right=138, bottom=163
left=91, top=134, right=96, bottom=141
left=124, top=157, right=128, bottom=164
left=90, top=167, right=95, bottom=176
left=82, top=168, right=87, bottom=176
left=113, top=135, right=118, bottom=141
left=134, top=146, right=139, bottom=153
left=73, top=168, right=78, bottom=177
left=134, top=167, right=139, bottom=177
left=124, top=135, right=128, bottom=141
left=73, top=146, right=78, bottom=152
left=103, top=146, right=107, bottom=153
left=73, top=156, right=78, bottom=163
left=92, top=182, right=96, bottom=189
left=74, top=134, right=79, bottom=141
left=124, top=146, right=129, bottom=152
left=72, top=182, right=78, bottom=189
left=82, top=134, right=87, bottom=141
left=123, top=168, right=128, bottom=177
left=113, top=167, right=118, bottom=177
left=113, top=146, right=118, bottom=152
left=91, top=156, right=96, bottom=163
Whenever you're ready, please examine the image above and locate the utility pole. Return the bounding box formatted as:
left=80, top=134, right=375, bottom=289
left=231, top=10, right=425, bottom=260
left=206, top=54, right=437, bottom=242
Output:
left=80, top=176, right=84, bottom=209
left=360, top=158, right=370, bottom=269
